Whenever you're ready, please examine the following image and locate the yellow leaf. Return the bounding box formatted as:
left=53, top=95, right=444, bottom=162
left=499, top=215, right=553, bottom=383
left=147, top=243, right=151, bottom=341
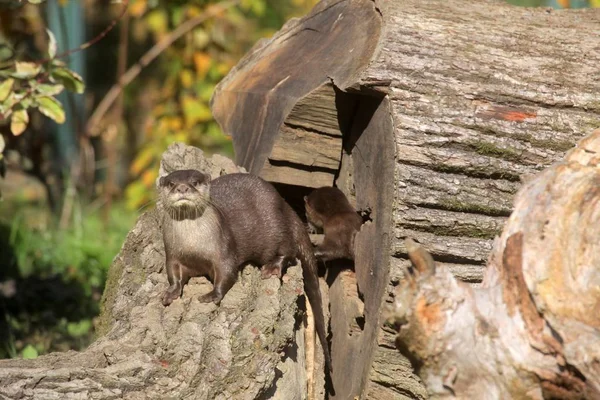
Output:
left=130, top=146, right=155, bottom=175
left=217, top=62, right=231, bottom=77
left=10, top=109, right=28, bottom=136
left=142, top=169, right=157, bottom=187
left=58, top=0, right=69, bottom=6
left=146, top=10, right=168, bottom=38
left=129, top=0, right=147, bottom=17
left=0, top=78, right=14, bottom=102
left=193, top=52, right=212, bottom=79
left=165, top=116, right=183, bottom=130
left=180, top=69, right=194, bottom=89
left=187, top=5, right=202, bottom=18
left=181, top=95, right=212, bottom=128
left=591, top=0, right=600, bottom=7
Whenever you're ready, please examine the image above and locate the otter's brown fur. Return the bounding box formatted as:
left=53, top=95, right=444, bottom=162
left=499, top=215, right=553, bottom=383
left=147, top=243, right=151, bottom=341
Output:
left=158, top=170, right=332, bottom=371
left=304, top=186, right=363, bottom=262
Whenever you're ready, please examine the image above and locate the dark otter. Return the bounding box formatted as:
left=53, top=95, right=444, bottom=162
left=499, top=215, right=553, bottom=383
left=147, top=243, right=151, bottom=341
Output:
left=158, top=170, right=332, bottom=371
left=304, top=186, right=363, bottom=262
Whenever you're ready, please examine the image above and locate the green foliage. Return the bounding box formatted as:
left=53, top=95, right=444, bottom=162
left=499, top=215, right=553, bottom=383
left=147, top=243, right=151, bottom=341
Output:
left=0, top=31, right=85, bottom=136
left=0, top=201, right=135, bottom=358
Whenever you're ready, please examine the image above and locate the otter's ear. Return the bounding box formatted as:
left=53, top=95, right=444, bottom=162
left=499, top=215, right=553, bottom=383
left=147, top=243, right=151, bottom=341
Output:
left=159, top=176, right=167, bottom=187
left=202, top=172, right=212, bottom=184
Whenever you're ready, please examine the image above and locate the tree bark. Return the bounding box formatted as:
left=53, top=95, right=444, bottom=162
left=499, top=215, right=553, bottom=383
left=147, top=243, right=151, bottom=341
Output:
left=390, top=128, right=600, bottom=399
left=3, top=0, right=600, bottom=399
left=0, top=144, right=317, bottom=399
left=211, top=0, right=600, bottom=398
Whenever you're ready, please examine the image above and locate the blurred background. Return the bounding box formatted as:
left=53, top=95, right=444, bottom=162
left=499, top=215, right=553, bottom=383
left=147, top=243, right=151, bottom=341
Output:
left=0, top=0, right=597, bottom=360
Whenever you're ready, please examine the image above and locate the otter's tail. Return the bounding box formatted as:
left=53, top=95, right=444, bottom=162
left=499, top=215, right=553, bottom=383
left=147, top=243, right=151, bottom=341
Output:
left=292, top=217, right=333, bottom=374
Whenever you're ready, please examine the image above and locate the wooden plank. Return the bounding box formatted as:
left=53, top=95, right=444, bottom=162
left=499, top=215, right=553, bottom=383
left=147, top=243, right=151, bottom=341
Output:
left=260, top=161, right=335, bottom=189
left=269, top=124, right=342, bottom=170
left=285, top=83, right=344, bottom=137
left=328, top=94, right=396, bottom=399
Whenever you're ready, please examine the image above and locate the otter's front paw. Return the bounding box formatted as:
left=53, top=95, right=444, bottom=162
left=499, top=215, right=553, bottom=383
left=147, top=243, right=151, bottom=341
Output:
left=198, top=290, right=222, bottom=305
left=162, top=285, right=181, bottom=306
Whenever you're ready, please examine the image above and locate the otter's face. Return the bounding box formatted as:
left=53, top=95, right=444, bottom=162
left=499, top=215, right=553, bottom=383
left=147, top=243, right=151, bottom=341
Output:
left=159, top=170, right=211, bottom=215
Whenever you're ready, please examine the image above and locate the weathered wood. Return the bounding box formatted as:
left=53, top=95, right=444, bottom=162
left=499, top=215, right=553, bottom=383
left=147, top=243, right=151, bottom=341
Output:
left=212, top=0, right=600, bottom=398
left=389, top=129, right=600, bottom=398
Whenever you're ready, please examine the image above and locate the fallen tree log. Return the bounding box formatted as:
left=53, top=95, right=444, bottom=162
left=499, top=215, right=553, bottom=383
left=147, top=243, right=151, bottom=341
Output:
left=0, top=144, right=319, bottom=399
left=2, top=0, right=600, bottom=399
left=390, top=129, right=600, bottom=399
left=211, top=0, right=600, bottom=398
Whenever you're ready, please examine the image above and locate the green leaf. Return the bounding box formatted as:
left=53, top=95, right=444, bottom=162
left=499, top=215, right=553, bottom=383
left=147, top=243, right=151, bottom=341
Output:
left=181, top=95, right=212, bottom=127
left=0, top=134, right=5, bottom=153
left=51, top=68, right=85, bottom=94
left=37, top=96, right=65, bottom=124
left=12, top=62, right=41, bottom=79
left=36, top=83, right=64, bottom=96
left=0, top=78, right=14, bottom=102
left=21, top=344, right=38, bottom=359
left=28, top=0, right=45, bottom=3
left=67, top=320, right=92, bottom=338
left=10, top=109, right=28, bottom=136
left=47, top=29, right=57, bottom=59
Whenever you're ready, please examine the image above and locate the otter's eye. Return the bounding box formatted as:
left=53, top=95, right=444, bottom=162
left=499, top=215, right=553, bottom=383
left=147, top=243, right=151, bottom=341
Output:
left=168, top=181, right=176, bottom=189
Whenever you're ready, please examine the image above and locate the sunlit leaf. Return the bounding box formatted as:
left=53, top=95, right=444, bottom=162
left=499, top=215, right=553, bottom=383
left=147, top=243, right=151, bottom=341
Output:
left=165, top=116, right=183, bottom=130
left=146, top=10, right=169, bottom=37
left=181, top=95, right=212, bottom=127
left=0, top=134, right=5, bottom=154
left=13, top=62, right=41, bottom=79
left=36, top=83, right=64, bottom=96
left=27, top=0, right=44, bottom=4
left=192, top=28, right=210, bottom=50
left=251, top=0, right=266, bottom=16
left=21, top=344, right=38, bottom=359
left=51, top=68, right=85, bottom=94
left=37, top=96, right=65, bottom=124
left=10, top=109, right=29, bottom=136
left=130, top=146, right=155, bottom=175
left=59, top=0, right=70, bottom=5
left=47, top=29, right=57, bottom=59
left=0, top=78, right=14, bottom=102
left=180, top=69, right=194, bottom=89
left=195, top=81, right=215, bottom=102
left=125, top=180, right=150, bottom=210
left=171, top=6, right=185, bottom=26
left=129, top=0, right=147, bottom=17
left=142, top=169, right=157, bottom=187
left=193, top=52, right=211, bottom=79
left=187, top=5, right=202, bottom=18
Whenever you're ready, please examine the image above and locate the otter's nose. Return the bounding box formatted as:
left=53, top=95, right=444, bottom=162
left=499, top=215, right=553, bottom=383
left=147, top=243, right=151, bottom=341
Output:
left=175, top=185, right=190, bottom=194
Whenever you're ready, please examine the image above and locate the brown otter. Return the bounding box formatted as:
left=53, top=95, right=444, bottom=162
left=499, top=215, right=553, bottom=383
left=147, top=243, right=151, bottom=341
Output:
left=158, top=170, right=332, bottom=371
left=304, top=186, right=363, bottom=262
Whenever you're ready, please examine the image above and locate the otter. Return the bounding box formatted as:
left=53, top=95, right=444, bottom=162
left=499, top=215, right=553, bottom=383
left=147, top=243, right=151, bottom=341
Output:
left=158, top=170, right=332, bottom=371
left=304, top=186, right=363, bottom=262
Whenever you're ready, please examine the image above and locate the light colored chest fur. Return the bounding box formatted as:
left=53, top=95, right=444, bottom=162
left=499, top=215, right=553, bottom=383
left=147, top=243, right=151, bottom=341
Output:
left=163, top=207, right=222, bottom=266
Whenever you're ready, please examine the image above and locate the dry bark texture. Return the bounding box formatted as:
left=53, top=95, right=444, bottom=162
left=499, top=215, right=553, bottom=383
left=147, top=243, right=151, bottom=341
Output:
left=390, top=129, right=600, bottom=399
left=0, top=144, right=315, bottom=399
left=211, top=0, right=600, bottom=398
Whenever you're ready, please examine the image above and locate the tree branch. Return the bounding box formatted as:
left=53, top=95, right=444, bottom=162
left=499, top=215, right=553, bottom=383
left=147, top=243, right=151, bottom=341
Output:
left=84, top=0, right=240, bottom=137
